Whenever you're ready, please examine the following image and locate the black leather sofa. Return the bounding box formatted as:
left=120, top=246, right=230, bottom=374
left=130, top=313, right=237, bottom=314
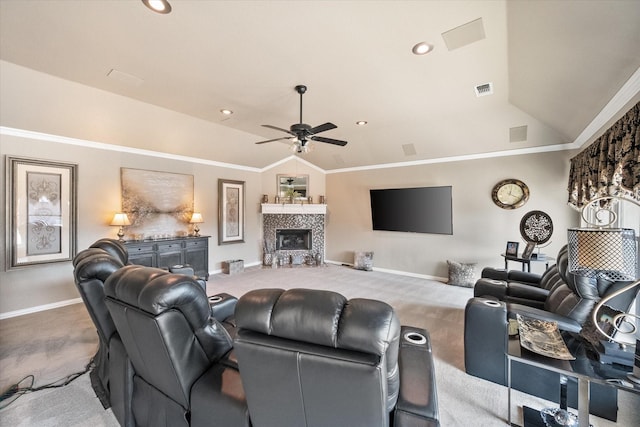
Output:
left=234, top=288, right=440, bottom=427
left=465, top=245, right=638, bottom=421
left=76, top=240, right=440, bottom=426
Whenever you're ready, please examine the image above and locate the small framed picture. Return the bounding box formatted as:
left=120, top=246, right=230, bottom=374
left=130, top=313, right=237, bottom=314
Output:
left=521, top=242, right=536, bottom=260
left=505, top=241, right=519, bottom=257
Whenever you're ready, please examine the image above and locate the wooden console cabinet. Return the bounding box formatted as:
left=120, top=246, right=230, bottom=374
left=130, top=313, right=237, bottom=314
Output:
left=125, top=236, right=210, bottom=280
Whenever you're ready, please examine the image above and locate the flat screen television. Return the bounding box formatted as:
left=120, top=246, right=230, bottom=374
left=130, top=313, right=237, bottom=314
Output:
left=369, top=186, right=452, bottom=235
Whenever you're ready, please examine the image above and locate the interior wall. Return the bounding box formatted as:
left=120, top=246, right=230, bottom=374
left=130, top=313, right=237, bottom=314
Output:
left=0, top=134, right=261, bottom=314
left=325, top=151, right=580, bottom=280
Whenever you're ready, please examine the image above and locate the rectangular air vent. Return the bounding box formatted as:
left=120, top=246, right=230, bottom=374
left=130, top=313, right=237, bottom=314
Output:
left=474, top=82, right=493, bottom=97
left=509, top=125, right=528, bottom=143
left=441, top=18, right=486, bottom=51
left=402, top=143, right=417, bottom=156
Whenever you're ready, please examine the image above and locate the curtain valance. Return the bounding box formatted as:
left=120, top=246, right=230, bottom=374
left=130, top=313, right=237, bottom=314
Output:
left=567, top=102, right=639, bottom=209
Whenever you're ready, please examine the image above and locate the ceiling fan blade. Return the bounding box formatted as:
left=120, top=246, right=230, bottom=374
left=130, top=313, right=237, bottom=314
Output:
left=311, top=136, right=348, bottom=146
left=262, top=124, right=295, bottom=136
left=309, top=122, right=337, bottom=135
left=255, top=137, right=291, bottom=144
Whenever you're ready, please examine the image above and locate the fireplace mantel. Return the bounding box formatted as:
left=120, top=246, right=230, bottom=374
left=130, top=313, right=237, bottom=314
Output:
left=261, top=203, right=326, bottom=215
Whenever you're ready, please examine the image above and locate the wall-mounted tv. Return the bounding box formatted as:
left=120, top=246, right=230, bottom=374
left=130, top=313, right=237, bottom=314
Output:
left=369, top=186, right=453, bottom=235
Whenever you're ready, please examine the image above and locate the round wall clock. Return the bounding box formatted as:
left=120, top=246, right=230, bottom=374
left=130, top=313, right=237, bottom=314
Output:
left=491, top=179, right=530, bottom=209
left=520, top=210, right=553, bottom=244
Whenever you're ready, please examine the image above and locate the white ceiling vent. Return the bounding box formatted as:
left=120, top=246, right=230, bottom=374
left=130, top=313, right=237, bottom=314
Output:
left=474, top=82, right=493, bottom=97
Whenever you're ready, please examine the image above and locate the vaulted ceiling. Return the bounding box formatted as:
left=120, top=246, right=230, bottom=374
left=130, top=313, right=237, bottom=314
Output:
left=1, top=1, right=639, bottom=170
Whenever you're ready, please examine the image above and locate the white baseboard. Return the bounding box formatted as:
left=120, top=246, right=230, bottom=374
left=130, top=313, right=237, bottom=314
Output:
left=325, top=259, right=447, bottom=282
left=1, top=260, right=443, bottom=319
left=0, top=298, right=83, bottom=320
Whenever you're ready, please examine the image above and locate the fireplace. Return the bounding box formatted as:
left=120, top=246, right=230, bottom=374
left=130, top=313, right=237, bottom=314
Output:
left=276, top=229, right=312, bottom=251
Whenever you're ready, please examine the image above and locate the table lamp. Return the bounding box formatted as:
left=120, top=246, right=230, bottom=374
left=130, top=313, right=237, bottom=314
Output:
left=110, top=213, right=131, bottom=242
left=567, top=196, right=640, bottom=386
left=190, top=212, right=203, bottom=237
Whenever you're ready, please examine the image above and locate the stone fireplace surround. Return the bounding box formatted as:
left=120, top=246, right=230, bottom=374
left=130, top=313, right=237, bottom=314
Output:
left=262, top=213, right=325, bottom=263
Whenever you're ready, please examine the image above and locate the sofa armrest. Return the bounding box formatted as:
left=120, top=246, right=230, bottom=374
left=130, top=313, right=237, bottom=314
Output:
left=506, top=303, right=582, bottom=333
left=481, top=267, right=508, bottom=281
left=393, top=326, right=440, bottom=427
left=507, top=282, right=549, bottom=302
left=507, top=270, right=542, bottom=285
left=464, top=298, right=508, bottom=385
left=474, top=278, right=507, bottom=300
left=208, top=293, right=237, bottom=323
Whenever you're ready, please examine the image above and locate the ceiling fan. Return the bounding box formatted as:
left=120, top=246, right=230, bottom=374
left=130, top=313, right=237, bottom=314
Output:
left=255, top=85, right=348, bottom=153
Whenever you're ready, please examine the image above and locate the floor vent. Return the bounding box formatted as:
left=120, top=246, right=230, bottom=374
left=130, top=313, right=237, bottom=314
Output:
left=474, top=82, right=493, bottom=97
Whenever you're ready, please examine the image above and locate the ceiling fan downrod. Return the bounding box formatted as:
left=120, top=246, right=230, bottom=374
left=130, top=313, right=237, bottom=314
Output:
left=295, top=85, right=307, bottom=125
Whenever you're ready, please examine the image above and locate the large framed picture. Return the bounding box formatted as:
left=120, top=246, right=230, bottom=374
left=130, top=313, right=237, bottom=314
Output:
left=6, top=156, right=77, bottom=269
left=218, top=179, right=245, bottom=245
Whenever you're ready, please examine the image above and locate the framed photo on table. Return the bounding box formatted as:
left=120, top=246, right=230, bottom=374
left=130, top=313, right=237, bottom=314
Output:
left=6, top=156, right=78, bottom=269
left=505, top=241, right=519, bottom=257
left=521, top=242, right=536, bottom=260
left=218, top=179, right=245, bottom=245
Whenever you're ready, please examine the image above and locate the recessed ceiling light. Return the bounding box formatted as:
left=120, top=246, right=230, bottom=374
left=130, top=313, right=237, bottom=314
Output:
left=142, top=0, right=172, bottom=14
left=356, top=121, right=368, bottom=126
left=412, top=42, right=433, bottom=55
left=220, top=109, right=233, bottom=115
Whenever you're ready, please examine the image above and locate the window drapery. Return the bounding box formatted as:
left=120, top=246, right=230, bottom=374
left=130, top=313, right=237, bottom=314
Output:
left=568, top=102, right=640, bottom=209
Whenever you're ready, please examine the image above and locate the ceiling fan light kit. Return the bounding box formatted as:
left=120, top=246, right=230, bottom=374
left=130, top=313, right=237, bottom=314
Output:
left=256, top=84, right=348, bottom=153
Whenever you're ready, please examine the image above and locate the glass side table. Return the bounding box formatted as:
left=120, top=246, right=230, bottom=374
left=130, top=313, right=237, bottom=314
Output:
left=506, top=332, right=639, bottom=427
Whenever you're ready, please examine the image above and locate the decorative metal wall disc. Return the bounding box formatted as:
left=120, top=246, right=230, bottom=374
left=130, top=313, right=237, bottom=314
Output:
left=520, top=210, right=553, bottom=244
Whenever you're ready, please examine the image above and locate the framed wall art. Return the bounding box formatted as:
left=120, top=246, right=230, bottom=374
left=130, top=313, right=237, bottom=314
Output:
left=121, top=168, right=194, bottom=240
left=6, top=156, right=78, bottom=269
left=218, top=179, right=245, bottom=244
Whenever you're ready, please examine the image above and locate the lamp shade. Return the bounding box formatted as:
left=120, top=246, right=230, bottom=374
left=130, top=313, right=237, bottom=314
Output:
left=190, top=212, right=204, bottom=224
left=110, top=213, right=131, bottom=226
left=567, top=228, right=637, bottom=281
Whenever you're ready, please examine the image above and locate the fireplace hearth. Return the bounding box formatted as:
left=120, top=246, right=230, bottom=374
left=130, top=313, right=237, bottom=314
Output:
left=276, top=229, right=312, bottom=250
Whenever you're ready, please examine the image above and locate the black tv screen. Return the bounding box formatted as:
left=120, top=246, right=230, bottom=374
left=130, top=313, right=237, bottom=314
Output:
left=369, top=186, right=452, bottom=234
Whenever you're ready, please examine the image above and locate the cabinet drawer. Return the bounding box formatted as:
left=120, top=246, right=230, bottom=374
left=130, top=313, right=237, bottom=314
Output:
left=157, top=243, right=182, bottom=252
left=186, top=239, right=205, bottom=248
left=127, top=243, right=155, bottom=253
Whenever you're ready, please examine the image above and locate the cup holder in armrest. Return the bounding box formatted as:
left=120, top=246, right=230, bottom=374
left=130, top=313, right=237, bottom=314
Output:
left=403, top=331, right=427, bottom=345
left=208, top=295, right=223, bottom=303
left=482, top=300, right=502, bottom=308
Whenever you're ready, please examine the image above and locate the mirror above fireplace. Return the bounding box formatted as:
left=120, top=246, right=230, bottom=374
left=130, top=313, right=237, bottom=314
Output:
left=277, top=174, right=308, bottom=200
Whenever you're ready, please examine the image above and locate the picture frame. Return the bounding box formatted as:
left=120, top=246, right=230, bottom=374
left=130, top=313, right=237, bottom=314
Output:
left=6, top=156, right=78, bottom=269
left=505, top=241, right=519, bottom=257
left=218, top=179, right=245, bottom=245
left=521, top=242, right=536, bottom=260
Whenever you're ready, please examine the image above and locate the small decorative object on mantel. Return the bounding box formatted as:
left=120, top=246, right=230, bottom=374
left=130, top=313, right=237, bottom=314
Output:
left=319, top=195, right=326, bottom=204
left=307, top=196, right=313, bottom=204
left=262, top=194, right=269, bottom=203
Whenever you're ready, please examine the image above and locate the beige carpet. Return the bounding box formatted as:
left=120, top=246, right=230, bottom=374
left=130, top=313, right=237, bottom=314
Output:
left=0, top=264, right=638, bottom=426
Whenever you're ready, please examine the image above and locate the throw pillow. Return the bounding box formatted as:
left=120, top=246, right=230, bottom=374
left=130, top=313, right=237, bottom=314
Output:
left=354, top=251, right=374, bottom=271
left=447, top=260, right=476, bottom=287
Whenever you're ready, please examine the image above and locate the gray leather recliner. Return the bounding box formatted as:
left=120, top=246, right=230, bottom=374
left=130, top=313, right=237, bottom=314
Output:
left=73, top=239, right=135, bottom=427
left=104, top=265, right=250, bottom=427
left=234, top=288, right=440, bottom=427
